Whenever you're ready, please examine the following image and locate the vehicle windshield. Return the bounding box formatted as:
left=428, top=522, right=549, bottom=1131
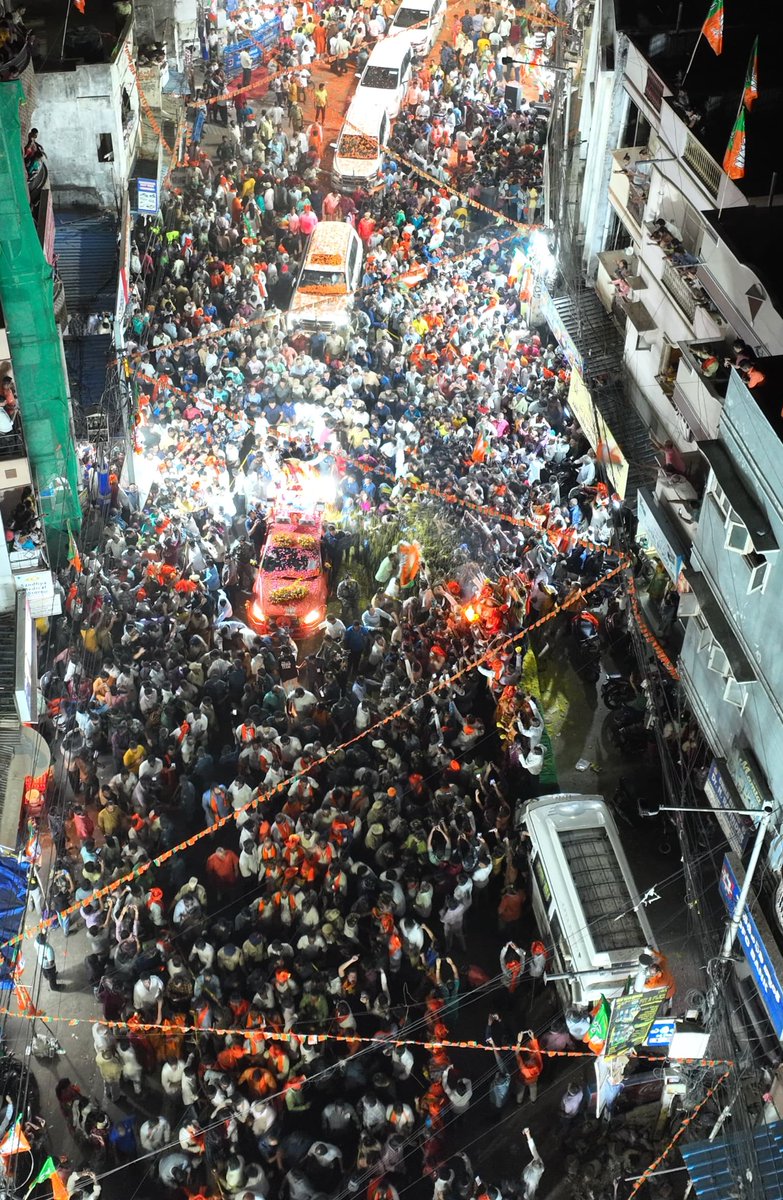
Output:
left=392, top=9, right=428, bottom=27
left=362, top=65, right=399, bottom=89
left=262, top=546, right=319, bottom=577
left=298, top=268, right=346, bottom=287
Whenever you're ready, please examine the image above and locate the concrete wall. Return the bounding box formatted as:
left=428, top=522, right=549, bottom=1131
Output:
left=700, top=235, right=783, bottom=357
left=31, top=27, right=139, bottom=210
left=681, top=369, right=783, bottom=809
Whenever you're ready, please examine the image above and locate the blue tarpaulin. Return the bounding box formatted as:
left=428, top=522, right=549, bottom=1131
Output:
left=680, top=1120, right=783, bottom=1200
left=223, top=21, right=281, bottom=78
left=0, top=856, right=28, bottom=989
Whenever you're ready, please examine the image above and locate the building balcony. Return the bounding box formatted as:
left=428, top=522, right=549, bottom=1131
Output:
left=26, top=0, right=132, bottom=70
left=0, top=31, right=34, bottom=82
left=672, top=337, right=762, bottom=444
left=608, top=147, right=650, bottom=238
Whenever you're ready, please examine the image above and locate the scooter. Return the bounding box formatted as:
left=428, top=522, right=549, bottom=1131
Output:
left=601, top=673, right=637, bottom=709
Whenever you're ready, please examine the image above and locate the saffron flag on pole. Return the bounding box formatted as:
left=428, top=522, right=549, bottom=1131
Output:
left=702, top=0, right=724, bottom=55
left=0, top=1117, right=30, bottom=1158
left=73, top=0, right=86, bottom=12
left=723, top=108, right=747, bottom=180
left=25, top=1156, right=68, bottom=1200
left=66, top=522, right=82, bottom=574
left=743, top=37, right=759, bottom=110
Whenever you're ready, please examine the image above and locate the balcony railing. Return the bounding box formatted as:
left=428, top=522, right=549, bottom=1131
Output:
left=0, top=415, right=27, bottom=464
left=662, top=261, right=697, bottom=322
left=0, top=33, right=34, bottom=83
left=682, top=132, right=722, bottom=200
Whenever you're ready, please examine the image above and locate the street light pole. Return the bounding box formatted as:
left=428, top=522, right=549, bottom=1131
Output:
left=644, top=801, right=775, bottom=962
left=718, top=801, right=774, bottom=962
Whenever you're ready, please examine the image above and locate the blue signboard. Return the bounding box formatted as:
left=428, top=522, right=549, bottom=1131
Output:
left=645, top=1018, right=677, bottom=1047
left=136, top=177, right=159, bottom=215
left=719, top=855, right=783, bottom=1038
left=704, top=759, right=752, bottom=855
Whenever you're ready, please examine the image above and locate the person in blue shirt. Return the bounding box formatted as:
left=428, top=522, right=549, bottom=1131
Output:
left=343, top=621, right=369, bottom=676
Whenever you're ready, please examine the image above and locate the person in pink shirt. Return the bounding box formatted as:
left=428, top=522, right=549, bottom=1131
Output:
left=299, top=205, right=318, bottom=237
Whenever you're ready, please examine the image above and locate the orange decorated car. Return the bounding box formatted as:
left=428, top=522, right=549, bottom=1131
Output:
left=246, top=516, right=327, bottom=638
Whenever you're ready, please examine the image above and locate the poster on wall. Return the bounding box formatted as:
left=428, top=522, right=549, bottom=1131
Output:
left=566, top=368, right=629, bottom=497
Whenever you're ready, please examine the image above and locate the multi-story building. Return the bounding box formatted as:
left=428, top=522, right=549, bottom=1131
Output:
left=577, top=0, right=783, bottom=454
left=20, top=0, right=140, bottom=211
left=570, top=0, right=783, bottom=1055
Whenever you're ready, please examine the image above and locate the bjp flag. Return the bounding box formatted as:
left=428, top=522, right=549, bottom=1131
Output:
left=723, top=108, right=747, bottom=180
left=743, top=37, right=759, bottom=111
left=701, top=0, right=723, bottom=55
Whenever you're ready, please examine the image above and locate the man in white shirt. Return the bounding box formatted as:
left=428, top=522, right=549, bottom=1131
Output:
left=133, top=973, right=164, bottom=1022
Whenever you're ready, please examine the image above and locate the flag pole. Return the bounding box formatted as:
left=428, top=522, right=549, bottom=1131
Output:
left=60, top=0, right=71, bottom=61
left=682, top=30, right=702, bottom=83
left=719, top=88, right=746, bottom=218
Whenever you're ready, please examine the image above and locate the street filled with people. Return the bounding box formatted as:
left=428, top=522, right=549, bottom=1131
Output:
left=24, top=3, right=669, bottom=1200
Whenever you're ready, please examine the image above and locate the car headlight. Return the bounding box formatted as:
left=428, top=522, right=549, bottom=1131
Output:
left=303, top=608, right=321, bottom=625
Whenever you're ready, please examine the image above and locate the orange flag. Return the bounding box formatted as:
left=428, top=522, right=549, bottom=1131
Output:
left=701, top=0, right=723, bottom=55
left=74, top=0, right=86, bottom=10
left=743, top=37, right=759, bottom=110
left=0, top=1118, right=30, bottom=1158
left=723, top=108, right=746, bottom=180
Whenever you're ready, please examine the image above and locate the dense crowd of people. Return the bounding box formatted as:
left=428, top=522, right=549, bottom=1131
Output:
left=28, top=4, right=647, bottom=1200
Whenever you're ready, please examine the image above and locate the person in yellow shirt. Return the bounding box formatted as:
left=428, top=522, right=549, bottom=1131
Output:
left=123, top=743, right=146, bottom=773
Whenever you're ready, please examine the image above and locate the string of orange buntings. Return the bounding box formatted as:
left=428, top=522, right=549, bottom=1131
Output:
left=348, top=458, right=682, bottom=681
left=348, top=457, right=619, bottom=560
left=625, top=1068, right=731, bottom=1199
left=3, top=565, right=625, bottom=958
left=109, top=229, right=520, bottom=372
left=626, top=574, right=680, bottom=681
left=0, top=1004, right=735, bottom=1069
left=125, top=46, right=174, bottom=155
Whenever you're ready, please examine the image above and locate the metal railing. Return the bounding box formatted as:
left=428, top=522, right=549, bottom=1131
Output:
left=0, top=413, right=27, bottom=463
left=662, top=260, right=697, bottom=322
left=683, top=132, right=722, bottom=199
left=0, top=33, right=33, bottom=83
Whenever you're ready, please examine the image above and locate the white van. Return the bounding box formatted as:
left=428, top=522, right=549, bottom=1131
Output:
left=332, top=99, right=390, bottom=193
left=287, top=222, right=363, bottom=333
left=388, top=0, right=446, bottom=57
left=354, top=37, right=414, bottom=120
left=517, top=794, right=655, bottom=1008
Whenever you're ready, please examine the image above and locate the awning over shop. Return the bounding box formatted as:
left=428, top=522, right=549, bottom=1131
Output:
left=0, top=854, right=29, bottom=988
left=680, top=1119, right=783, bottom=1200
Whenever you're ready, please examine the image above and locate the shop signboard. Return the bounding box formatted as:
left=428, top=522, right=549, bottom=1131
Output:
left=703, top=759, right=752, bottom=856
left=636, top=488, right=684, bottom=582
left=135, top=178, right=159, bottom=215
left=603, top=986, right=668, bottom=1059
left=719, top=854, right=783, bottom=1039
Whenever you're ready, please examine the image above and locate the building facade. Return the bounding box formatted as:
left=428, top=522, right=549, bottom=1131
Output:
left=571, top=0, right=783, bottom=1051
